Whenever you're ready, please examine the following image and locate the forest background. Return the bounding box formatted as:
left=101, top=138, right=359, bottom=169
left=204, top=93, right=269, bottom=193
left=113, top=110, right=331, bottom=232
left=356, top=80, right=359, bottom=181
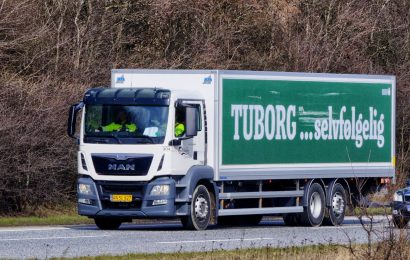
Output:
left=0, top=0, right=409, bottom=214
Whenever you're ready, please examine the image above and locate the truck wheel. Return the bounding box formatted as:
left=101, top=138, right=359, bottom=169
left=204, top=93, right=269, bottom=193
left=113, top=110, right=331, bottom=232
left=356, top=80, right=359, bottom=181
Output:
left=301, top=183, right=325, bottom=227
left=94, top=218, right=122, bottom=230
left=393, top=216, right=409, bottom=229
left=323, top=183, right=346, bottom=226
left=181, top=185, right=211, bottom=230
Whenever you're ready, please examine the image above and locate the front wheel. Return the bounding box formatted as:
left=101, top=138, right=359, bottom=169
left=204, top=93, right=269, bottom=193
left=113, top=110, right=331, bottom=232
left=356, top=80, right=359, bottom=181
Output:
left=94, top=218, right=122, bottom=230
left=181, top=185, right=212, bottom=230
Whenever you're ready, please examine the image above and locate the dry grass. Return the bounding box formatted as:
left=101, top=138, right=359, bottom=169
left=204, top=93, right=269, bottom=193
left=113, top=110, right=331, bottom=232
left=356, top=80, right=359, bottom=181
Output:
left=56, top=245, right=355, bottom=260
left=53, top=243, right=410, bottom=260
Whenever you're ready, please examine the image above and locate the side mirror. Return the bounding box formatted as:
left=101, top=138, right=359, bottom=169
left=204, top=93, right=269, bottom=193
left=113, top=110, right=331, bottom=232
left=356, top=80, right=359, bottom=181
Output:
left=185, top=106, right=198, bottom=137
left=168, top=139, right=182, bottom=146
left=67, top=102, right=84, bottom=139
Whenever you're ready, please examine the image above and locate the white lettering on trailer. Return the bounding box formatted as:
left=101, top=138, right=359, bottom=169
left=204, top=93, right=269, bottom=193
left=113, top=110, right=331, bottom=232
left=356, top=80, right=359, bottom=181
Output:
left=231, top=104, right=385, bottom=148
left=231, top=104, right=297, bottom=141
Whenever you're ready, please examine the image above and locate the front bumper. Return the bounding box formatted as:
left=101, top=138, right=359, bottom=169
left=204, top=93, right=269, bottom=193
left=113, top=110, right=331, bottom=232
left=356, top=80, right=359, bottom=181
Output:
left=77, top=176, right=178, bottom=218
left=391, top=201, right=410, bottom=219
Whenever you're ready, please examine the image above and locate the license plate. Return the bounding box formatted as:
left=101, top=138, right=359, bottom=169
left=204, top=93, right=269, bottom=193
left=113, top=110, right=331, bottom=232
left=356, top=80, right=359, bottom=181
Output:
left=110, top=194, right=132, bottom=202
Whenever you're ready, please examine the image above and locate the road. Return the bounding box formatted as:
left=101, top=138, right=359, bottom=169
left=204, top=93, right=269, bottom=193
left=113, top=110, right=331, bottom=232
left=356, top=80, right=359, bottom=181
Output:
left=0, top=216, right=407, bottom=259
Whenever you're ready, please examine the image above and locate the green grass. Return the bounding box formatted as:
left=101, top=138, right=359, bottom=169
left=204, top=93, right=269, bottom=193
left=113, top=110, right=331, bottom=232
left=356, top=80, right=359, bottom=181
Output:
left=351, top=207, right=391, bottom=216
left=54, top=245, right=353, bottom=260
left=0, top=215, right=93, bottom=227
left=54, top=241, right=410, bottom=260
left=0, top=204, right=94, bottom=227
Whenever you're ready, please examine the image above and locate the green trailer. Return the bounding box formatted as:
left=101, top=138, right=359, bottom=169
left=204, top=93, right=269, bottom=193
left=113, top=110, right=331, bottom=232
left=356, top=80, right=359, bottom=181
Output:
left=218, top=73, right=395, bottom=180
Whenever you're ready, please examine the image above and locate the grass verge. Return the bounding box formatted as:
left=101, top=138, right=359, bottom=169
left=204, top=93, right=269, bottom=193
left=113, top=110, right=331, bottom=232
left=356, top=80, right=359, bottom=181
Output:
left=0, top=215, right=93, bottom=227
left=0, top=204, right=94, bottom=227
left=55, top=245, right=355, bottom=260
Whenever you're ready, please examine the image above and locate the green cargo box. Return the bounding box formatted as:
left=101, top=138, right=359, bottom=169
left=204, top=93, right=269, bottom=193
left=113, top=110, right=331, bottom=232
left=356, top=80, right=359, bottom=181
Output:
left=216, top=72, right=395, bottom=181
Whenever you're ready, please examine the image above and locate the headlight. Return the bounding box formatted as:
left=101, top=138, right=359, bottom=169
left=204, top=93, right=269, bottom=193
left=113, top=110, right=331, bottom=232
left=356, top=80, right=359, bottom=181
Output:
left=78, top=183, right=93, bottom=195
left=150, top=185, right=170, bottom=196
left=393, top=192, right=403, bottom=202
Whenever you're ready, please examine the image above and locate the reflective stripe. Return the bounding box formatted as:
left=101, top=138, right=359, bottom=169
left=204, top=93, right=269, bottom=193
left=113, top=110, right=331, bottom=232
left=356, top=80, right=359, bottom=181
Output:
left=101, top=122, right=121, bottom=132
left=102, top=122, right=137, bottom=132
left=126, top=123, right=137, bottom=132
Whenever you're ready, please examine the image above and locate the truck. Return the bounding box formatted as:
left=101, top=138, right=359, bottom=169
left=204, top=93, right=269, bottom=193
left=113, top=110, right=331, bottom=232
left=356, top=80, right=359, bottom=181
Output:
left=67, top=70, right=395, bottom=230
left=392, top=179, right=410, bottom=228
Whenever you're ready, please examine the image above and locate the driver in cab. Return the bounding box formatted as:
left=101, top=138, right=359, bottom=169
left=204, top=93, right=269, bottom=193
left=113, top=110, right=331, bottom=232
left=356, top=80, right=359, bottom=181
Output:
left=101, top=109, right=137, bottom=132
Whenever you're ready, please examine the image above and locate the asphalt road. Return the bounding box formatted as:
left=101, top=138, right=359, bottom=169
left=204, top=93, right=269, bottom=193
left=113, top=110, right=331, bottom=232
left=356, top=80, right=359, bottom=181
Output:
left=0, top=216, right=407, bottom=259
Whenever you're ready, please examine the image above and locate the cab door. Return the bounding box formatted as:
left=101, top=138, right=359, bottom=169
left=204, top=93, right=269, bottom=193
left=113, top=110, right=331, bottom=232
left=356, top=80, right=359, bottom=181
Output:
left=174, top=100, right=206, bottom=165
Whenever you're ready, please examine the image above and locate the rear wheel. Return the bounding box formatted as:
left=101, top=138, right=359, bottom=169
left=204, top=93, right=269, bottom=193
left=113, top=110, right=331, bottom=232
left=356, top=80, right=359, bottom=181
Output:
left=300, top=183, right=325, bottom=227
left=94, top=218, right=122, bottom=230
left=393, top=216, right=409, bottom=229
left=181, top=185, right=211, bottom=230
left=323, top=183, right=347, bottom=226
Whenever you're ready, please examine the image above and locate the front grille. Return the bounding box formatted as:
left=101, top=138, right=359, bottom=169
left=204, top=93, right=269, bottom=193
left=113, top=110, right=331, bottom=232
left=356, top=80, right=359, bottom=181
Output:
left=96, top=181, right=147, bottom=211
left=101, top=201, right=142, bottom=210
left=100, top=183, right=145, bottom=195
left=92, top=154, right=153, bottom=176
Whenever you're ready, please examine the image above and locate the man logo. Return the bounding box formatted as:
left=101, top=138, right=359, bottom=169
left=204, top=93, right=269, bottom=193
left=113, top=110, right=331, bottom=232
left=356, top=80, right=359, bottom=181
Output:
left=108, top=164, right=135, bottom=171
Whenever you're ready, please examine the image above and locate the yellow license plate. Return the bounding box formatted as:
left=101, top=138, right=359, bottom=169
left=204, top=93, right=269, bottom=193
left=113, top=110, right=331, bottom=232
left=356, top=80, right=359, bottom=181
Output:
left=110, top=194, right=132, bottom=202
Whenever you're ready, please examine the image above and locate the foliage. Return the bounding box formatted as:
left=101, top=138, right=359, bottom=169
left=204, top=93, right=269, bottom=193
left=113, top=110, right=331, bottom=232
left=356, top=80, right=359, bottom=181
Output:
left=1, top=0, right=410, bottom=213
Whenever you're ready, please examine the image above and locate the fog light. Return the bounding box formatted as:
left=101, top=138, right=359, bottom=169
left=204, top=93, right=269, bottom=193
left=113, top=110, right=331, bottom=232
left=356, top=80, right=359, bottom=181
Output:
left=78, top=183, right=93, bottom=195
left=150, top=185, right=170, bottom=196
left=152, top=199, right=167, bottom=206
left=78, top=198, right=92, bottom=205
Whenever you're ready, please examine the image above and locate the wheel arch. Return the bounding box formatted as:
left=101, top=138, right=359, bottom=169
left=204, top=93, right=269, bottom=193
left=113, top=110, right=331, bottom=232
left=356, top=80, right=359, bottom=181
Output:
left=176, top=165, right=219, bottom=216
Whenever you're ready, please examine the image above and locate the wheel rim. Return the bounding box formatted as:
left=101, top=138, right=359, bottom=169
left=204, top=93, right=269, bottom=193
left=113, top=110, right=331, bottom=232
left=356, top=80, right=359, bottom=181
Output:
left=194, top=195, right=209, bottom=220
left=332, top=192, right=345, bottom=218
left=310, top=191, right=322, bottom=219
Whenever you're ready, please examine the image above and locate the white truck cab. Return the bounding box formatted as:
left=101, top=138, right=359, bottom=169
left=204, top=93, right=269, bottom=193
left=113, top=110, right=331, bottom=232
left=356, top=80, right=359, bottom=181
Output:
left=69, top=70, right=217, bottom=230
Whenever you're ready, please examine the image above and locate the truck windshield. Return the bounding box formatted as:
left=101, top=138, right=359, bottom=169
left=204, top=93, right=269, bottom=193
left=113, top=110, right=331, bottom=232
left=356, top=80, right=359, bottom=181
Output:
left=84, top=105, right=169, bottom=144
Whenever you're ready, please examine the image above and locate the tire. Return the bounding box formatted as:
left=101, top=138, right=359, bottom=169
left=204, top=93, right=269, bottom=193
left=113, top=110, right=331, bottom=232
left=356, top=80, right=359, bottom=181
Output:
left=300, top=182, right=325, bottom=227
left=323, top=183, right=347, bottom=226
left=283, top=213, right=301, bottom=226
left=393, top=216, right=409, bottom=229
left=218, top=215, right=263, bottom=226
left=94, top=218, right=122, bottom=230
left=181, top=185, right=211, bottom=230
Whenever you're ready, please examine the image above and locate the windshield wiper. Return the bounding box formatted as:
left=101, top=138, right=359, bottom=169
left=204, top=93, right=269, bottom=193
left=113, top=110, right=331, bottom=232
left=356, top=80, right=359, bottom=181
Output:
left=135, top=134, right=155, bottom=143
left=109, top=134, right=122, bottom=144
left=85, top=134, right=121, bottom=144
